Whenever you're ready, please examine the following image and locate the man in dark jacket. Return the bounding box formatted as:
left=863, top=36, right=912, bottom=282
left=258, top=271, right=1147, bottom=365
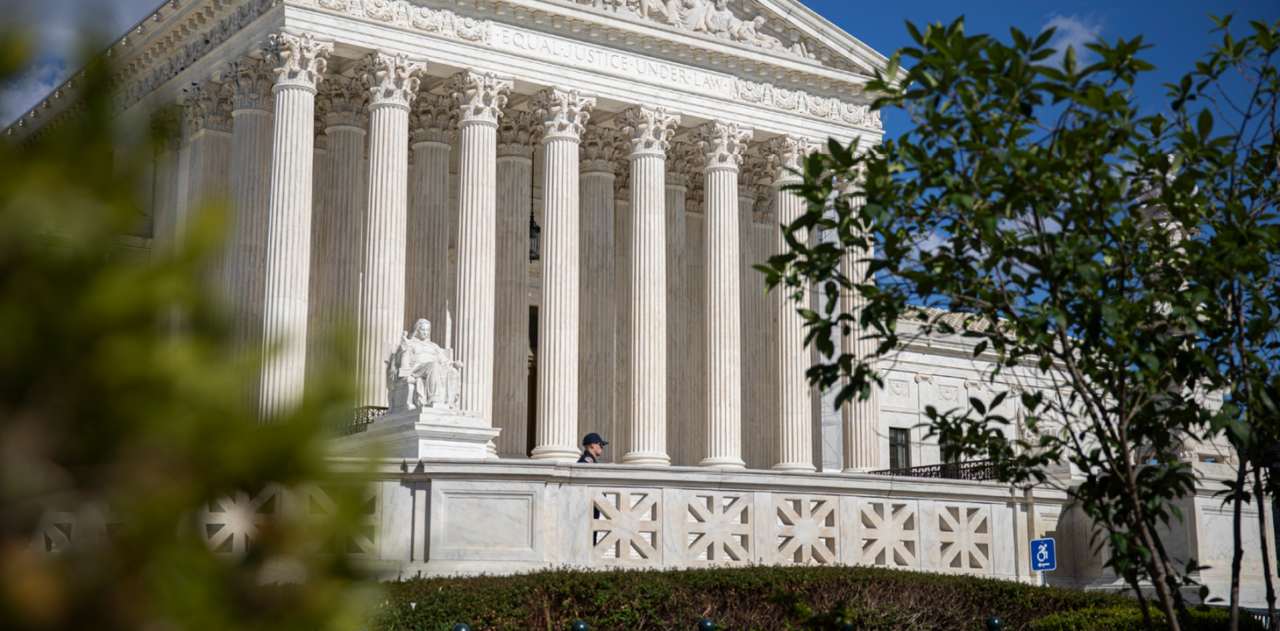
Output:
left=577, top=432, right=608, bottom=463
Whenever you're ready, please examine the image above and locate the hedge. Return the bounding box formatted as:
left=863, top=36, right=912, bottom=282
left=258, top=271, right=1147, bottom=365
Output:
left=366, top=565, right=1136, bottom=631
left=1031, top=605, right=1267, bottom=631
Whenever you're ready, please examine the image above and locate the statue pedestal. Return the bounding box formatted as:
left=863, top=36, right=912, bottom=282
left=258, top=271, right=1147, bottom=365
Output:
left=329, top=407, right=500, bottom=461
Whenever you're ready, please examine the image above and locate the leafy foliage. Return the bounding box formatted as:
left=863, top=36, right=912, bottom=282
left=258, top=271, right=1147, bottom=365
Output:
left=0, top=33, right=373, bottom=631
left=371, top=565, right=1133, bottom=631
left=761, top=14, right=1279, bottom=631
left=1031, top=605, right=1266, bottom=631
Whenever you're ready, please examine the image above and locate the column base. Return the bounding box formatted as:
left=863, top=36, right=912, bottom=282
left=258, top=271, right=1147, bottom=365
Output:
left=772, top=462, right=817, bottom=472
left=698, top=457, right=745, bottom=469
left=530, top=445, right=580, bottom=463
left=622, top=452, right=671, bottom=466
left=486, top=440, right=499, bottom=460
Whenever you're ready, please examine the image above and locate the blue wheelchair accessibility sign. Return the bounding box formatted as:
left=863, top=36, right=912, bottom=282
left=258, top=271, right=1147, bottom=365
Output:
left=1030, top=538, right=1056, bottom=572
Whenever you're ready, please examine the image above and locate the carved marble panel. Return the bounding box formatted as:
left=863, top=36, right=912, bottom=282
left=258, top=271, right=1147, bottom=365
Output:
left=856, top=499, right=919, bottom=568
left=298, top=483, right=381, bottom=559
left=682, top=491, right=752, bottom=565
left=592, top=488, right=663, bottom=565
left=936, top=503, right=993, bottom=574
left=196, top=485, right=280, bottom=557
left=772, top=494, right=838, bottom=564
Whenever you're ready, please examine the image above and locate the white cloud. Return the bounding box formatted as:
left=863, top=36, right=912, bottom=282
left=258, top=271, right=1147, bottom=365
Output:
left=0, top=0, right=162, bottom=126
left=1039, top=14, right=1104, bottom=70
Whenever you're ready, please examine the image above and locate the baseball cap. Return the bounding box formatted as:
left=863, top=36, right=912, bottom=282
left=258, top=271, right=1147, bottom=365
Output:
left=583, top=432, right=609, bottom=447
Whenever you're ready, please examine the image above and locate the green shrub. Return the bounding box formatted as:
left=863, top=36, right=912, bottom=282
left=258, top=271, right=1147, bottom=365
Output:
left=369, top=565, right=1135, bottom=631
left=1031, top=605, right=1266, bottom=631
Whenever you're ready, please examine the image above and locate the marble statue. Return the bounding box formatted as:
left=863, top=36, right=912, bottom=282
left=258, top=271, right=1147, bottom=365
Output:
left=386, top=318, right=463, bottom=411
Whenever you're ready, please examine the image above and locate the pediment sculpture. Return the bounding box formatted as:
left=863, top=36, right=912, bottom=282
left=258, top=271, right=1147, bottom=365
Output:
left=580, top=0, right=812, bottom=58
left=386, top=318, right=463, bottom=412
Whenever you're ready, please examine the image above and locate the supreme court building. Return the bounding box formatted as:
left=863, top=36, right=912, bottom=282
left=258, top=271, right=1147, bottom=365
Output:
left=9, top=0, right=1274, bottom=605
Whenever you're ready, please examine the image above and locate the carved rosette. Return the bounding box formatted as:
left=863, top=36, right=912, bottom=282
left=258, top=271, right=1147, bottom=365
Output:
left=183, top=80, right=233, bottom=135
left=765, top=134, right=817, bottom=185
left=222, top=57, right=274, bottom=112
left=318, top=76, right=369, bottom=129
left=361, top=52, right=426, bottom=109
left=580, top=125, right=618, bottom=174
left=410, top=93, right=456, bottom=145
left=450, top=71, right=512, bottom=126
left=619, top=105, right=680, bottom=158
left=665, top=141, right=693, bottom=189
left=264, top=32, right=333, bottom=92
left=694, top=121, right=752, bottom=172
left=496, top=109, right=540, bottom=159
left=533, top=87, right=595, bottom=142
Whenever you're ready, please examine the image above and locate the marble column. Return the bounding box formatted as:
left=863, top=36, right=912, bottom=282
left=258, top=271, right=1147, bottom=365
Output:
left=694, top=121, right=752, bottom=469
left=752, top=189, right=780, bottom=470
left=451, top=71, right=512, bottom=433
left=495, top=109, right=538, bottom=457
left=736, top=158, right=759, bottom=468
left=258, top=33, right=332, bottom=419
left=406, top=94, right=455, bottom=333
left=355, top=52, right=426, bottom=408
left=664, top=142, right=690, bottom=465
left=683, top=175, right=706, bottom=467
left=612, top=154, right=632, bottom=461
left=180, top=81, right=234, bottom=278
left=150, top=108, right=182, bottom=264
left=620, top=106, right=680, bottom=466
left=530, top=87, right=595, bottom=462
left=307, top=76, right=367, bottom=383
left=842, top=181, right=881, bottom=471
left=578, top=125, right=616, bottom=451
left=304, top=117, right=328, bottom=380
left=223, top=57, right=275, bottom=364
left=766, top=134, right=817, bottom=470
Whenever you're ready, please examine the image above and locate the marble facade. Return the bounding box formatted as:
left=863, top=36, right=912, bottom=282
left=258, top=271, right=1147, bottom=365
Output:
left=9, top=0, right=1274, bottom=606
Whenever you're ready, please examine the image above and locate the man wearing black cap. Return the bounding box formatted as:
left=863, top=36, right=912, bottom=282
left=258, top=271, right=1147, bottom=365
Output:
left=578, top=432, right=608, bottom=463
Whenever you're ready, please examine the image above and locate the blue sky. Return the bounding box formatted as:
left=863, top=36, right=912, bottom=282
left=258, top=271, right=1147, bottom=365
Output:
left=1, top=0, right=1276, bottom=130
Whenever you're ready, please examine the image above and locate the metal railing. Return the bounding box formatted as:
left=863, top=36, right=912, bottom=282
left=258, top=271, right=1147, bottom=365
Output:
left=869, top=459, right=1004, bottom=481
left=326, top=406, right=387, bottom=438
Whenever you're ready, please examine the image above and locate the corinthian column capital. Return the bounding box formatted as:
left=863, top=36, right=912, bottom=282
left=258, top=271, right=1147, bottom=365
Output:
left=318, top=75, right=368, bottom=129
left=694, top=121, right=752, bottom=172
left=497, top=109, right=540, bottom=158
left=450, top=71, right=513, bottom=126
left=620, top=105, right=680, bottom=157
left=410, top=93, right=456, bottom=144
left=579, top=125, right=618, bottom=174
left=533, top=87, right=595, bottom=141
left=665, top=141, right=694, bottom=188
left=222, top=57, right=274, bottom=112
left=183, top=80, right=233, bottom=135
left=264, top=32, right=332, bottom=92
left=764, top=134, right=818, bottom=184
left=361, top=52, right=427, bottom=109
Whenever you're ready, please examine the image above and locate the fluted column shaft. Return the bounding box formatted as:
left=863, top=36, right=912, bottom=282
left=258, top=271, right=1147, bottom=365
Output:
left=753, top=214, right=779, bottom=469
left=451, top=72, right=512, bottom=434
left=495, top=110, right=537, bottom=457
left=696, top=122, right=751, bottom=468
left=737, top=181, right=759, bottom=468
left=620, top=106, right=679, bottom=466
left=225, top=59, right=275, bottom=365
left=259, top=33, right=332, bottom=419
left=578, top=126, right=615, bottom=453
left=531, top=88, right=595, bottom=462
left=768, top=135, right=817, bottom=471
left=842, top=192, right=880, bottom=471
left=612, top=181, right=632, bottom=460
left=406, top=94, right=455, bottom=333
left=685, top=188, right=706, bottom=466
left=355, top=52, right=425, bottom=407
left=663, top=149, right=688, bottom=465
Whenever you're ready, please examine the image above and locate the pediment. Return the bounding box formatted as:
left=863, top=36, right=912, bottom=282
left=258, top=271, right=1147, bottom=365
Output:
left=531, top=0, right=885, bottom=76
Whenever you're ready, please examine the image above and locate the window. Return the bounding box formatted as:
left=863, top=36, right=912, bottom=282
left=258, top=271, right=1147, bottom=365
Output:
left=889, top=428, right=911, bottom=470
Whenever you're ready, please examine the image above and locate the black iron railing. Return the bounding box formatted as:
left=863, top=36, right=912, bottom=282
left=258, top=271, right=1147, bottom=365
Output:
left=869, top=459, right=1004, bottom=481
left=327, top=406, right=387, bottom=438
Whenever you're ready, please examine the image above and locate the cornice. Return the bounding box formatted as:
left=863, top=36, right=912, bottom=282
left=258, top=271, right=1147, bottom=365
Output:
left=4, top=0, right=884, bottom=144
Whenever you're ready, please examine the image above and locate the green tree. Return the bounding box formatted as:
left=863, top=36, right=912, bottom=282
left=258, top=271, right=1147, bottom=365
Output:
left=764, top=15, right=1279, bottom=631
left=0, top=34, right=374, bottom=630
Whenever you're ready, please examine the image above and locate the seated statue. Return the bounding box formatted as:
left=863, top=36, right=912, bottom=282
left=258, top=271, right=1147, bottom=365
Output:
left=386, top=318, right=463, bottom=411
